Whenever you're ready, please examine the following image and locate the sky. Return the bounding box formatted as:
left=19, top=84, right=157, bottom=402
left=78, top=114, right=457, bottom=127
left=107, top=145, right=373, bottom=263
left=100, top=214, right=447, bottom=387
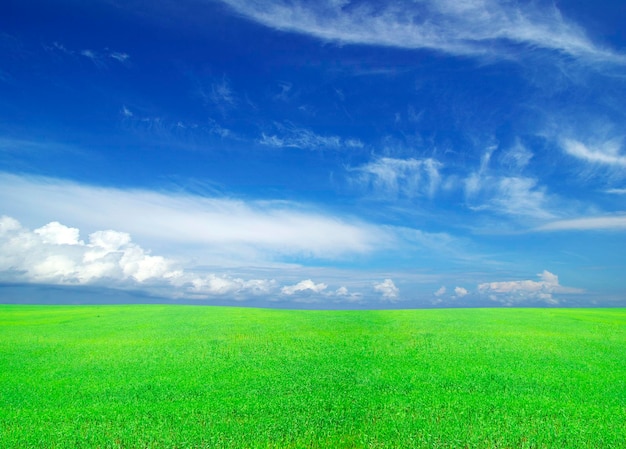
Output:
left=1, top=0, right=626, bottom=308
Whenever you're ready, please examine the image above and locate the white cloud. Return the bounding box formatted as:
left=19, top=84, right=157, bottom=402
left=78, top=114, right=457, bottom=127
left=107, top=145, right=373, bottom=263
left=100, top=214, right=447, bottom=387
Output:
left=34, top=221, right=83, bottom=245
left=258, top=122, right=357, bottom=150
left=0, top=215, right=283, bottom=300
left=0, top=216, right=178, bottom=285
left=434, top=286, right=446, bottom=297
left=535, top=215, right=626, bottom=232
left=220, top=0, right=622, bottom=61
left=211, top=77, right=236, bottom=107
left=605, top=188, right=626, bottom=195
left=562, top=139, right=626, bottom=167
left=109, top=52, right=130, bottom=62
left=190, top=275, right=275, bottom=297
left=478, top=270, right=583, bottom=305
left=352, top=157, right=442, bottom=199
left=80, top=49, right=97, bottom=60
left=281, top=279, right=328, bottom=295
left=47, top=42, right=130, bottom=67
left=454, top=286, right=468, bottom=298
left=499, top=140, right=533, bottom=170
left=465, top=172, right=554, bottom=220
left=374, top=278, right=399, bottom=301
left=0, top=173, right=390, bottom=264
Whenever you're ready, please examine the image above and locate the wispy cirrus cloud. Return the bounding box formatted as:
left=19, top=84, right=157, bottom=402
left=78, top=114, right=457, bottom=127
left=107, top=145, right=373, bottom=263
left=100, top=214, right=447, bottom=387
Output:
left=535, top=215, right=626, bottom=232
left=464, top=149, right=555, bottom=221
left=0, top=173, right=393, bottom=266
left=219, top=0, right=623, bottom=61
left=46, top=42, right=130, bottom=67
left=259, top=121, right=362, bottom=150
left=562, top=139, right=626, bottom=168
left=466, top=173, right=555, bottom=221
left=350, top=157, right=442, bottom=199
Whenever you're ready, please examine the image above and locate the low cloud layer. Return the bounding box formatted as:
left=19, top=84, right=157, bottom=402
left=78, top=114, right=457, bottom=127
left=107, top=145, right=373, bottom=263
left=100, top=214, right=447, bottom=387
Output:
left=478, top=270, right=583, bottom=305
left=0, top=215, right=400, bottom=305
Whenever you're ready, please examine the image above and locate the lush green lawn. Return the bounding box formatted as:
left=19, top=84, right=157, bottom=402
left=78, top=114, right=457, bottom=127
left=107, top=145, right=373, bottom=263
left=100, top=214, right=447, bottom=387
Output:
left=0, top=305, right=624, bottom=448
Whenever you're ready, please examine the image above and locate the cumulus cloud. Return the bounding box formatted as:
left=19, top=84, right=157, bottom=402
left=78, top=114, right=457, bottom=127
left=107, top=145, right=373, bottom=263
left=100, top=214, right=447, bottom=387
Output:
left=0, top=215, right=296, bottom=301
left=281, top=279, right=328, bottom=295
left=478, top=270, right=583, bottom=305
left=454, top=286, right=468, bottom=298
left=219, top=0, right=622, bottom=61
left=374, top=278, right=399, bottom=301
left=0, top=216, right=178, bottom=285
left=352, top=157, right=442, bottom=199
left=434, top=286, right=446, bottom=297
left=190, top=275, right=275, bottom=297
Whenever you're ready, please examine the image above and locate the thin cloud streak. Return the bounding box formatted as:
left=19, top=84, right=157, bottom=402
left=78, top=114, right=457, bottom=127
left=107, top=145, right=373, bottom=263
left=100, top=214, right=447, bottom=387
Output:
left=562, top=139, right=626, bottom=167
left=0, top=173, right=393, bottom=263
left=535, top=215, right=626, bottom=232
left=258, top=122, right=353, bottom=150
left=220, top=0, right=623, bottom=61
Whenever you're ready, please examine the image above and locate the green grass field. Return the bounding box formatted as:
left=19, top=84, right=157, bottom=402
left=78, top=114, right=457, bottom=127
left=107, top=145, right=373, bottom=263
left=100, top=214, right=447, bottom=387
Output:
left=0, top=305, right=625, bottom=448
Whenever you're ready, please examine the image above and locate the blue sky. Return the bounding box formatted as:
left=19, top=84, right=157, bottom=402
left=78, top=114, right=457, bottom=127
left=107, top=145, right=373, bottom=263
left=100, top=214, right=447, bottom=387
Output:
left=1, top=0, right=625, bottom=308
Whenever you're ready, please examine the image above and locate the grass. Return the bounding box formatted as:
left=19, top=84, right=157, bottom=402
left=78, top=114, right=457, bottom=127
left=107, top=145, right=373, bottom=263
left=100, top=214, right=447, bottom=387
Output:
left=0, top=305, right=625, bottom=448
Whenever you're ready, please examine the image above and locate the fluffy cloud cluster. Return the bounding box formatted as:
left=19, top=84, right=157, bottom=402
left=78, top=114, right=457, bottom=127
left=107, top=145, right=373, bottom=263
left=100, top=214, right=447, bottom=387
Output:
left=281, top=279, right=328, bottom=296
left=374, top=278, right=399, bottom=301
left=0, top=216, right=178, bottom=284
left=454, top=286, right=468, bottom=298
left=0, top=216, right=393, bottom=303
left=478, top=270, right=581, bottom=305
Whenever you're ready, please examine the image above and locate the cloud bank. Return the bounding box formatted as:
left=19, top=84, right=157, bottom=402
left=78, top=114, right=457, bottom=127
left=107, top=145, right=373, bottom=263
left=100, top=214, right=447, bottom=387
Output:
left=478, top=270, right=582, bottom=305
left=0, top=215, right=382, bottom=303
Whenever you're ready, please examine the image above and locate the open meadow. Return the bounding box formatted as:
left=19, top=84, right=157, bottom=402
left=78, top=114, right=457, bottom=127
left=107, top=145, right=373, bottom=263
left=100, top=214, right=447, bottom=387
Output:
left=0, top=305, right=625, bottom=448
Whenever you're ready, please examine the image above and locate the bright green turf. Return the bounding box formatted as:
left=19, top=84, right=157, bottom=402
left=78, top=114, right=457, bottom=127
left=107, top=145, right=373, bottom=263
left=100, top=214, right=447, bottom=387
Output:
left=0, top=305, right=625, bottom=448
